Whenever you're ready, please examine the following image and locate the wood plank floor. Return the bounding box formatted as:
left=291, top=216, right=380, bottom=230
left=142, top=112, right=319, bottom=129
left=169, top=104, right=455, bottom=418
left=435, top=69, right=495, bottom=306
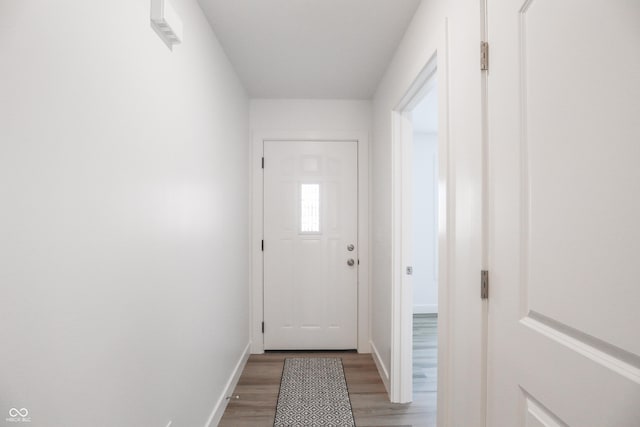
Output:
left=413, top=314, right=438, bottom=395
left=219, top=316, right=437, bottom=427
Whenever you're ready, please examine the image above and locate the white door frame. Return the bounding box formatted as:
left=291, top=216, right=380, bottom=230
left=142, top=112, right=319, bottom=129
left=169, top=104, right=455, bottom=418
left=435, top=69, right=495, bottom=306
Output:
left=390, top=53, right=450, bottom=406
left=250, top=131, right=370, bottom=354
left=389, top=19, right=488, bottom=427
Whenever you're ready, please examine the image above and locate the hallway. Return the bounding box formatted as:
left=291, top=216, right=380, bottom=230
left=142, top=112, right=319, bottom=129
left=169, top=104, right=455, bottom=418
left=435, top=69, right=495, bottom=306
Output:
left=219, top=316, right=438, bottom=426
left=3, top=1, right=638, bottom=425
left=219, top=351, right=436, bottom=427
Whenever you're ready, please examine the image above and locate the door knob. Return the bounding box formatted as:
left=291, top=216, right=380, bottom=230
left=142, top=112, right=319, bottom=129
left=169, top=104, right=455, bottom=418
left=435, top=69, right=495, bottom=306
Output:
left=347, top=244, right=355, bottom=251
left=347, top=258, right=355, bottom=266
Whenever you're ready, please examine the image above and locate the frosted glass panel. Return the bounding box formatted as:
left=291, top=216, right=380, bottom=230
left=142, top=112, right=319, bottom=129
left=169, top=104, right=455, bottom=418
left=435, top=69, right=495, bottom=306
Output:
left=300, top=184, right=320, bottom=233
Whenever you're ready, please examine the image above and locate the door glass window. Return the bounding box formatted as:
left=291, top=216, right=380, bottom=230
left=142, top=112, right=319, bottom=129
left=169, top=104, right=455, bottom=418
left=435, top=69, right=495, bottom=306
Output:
left=300, top=184, right=320, bottom=233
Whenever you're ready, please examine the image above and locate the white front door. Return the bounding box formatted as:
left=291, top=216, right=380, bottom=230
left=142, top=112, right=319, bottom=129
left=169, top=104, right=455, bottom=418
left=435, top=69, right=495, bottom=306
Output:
left=263, top=140, right=358, bottom=350
left=487, top=1, right=640, bottom=426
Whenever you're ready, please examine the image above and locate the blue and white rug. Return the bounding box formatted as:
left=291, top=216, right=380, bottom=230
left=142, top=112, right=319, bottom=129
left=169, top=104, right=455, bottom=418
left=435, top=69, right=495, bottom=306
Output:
left=274, top=358, right=356, bottom=427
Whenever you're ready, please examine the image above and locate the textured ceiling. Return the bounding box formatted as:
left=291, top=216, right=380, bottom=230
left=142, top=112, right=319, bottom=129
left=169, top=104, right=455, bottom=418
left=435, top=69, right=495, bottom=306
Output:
left=198, top=0, right=421, bottom=99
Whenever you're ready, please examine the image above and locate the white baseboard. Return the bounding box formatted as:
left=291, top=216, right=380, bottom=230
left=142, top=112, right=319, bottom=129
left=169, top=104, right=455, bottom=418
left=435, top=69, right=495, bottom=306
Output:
left=370, top=340, right=390, bottom=394
left=204, top=342, right=251, bottom=427
left=413, top=304, right=438, bottom=314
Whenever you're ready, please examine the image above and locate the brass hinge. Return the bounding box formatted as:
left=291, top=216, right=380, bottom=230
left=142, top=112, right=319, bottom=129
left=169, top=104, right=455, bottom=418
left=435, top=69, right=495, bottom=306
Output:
left=481, top=270, right=489, bottom=299
left=481, top=41, right=489, bottom=71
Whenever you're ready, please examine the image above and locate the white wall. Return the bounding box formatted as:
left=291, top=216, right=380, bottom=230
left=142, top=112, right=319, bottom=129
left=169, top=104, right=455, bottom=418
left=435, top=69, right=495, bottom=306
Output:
left=0, top=2, right=249, bottom=427
left=412, top=132, right=438, bottom=314
left=249, top=99, right=372, bottom=353
left=370, top=0, right=484, bottom=425
left=250, top=99, right=371, bottom=131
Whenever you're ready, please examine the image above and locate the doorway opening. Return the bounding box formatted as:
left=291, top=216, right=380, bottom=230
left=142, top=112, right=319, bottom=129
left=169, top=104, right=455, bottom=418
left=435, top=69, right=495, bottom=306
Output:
left=390, top=53, right=448, bottom=421
left=410, top=83, right=439, bottom=400
left=250, top=131, right=370, bottom=355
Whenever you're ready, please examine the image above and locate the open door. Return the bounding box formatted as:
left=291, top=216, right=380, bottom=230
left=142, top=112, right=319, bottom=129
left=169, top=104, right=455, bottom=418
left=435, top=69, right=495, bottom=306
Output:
left=486, top=1, right=640, bottom=425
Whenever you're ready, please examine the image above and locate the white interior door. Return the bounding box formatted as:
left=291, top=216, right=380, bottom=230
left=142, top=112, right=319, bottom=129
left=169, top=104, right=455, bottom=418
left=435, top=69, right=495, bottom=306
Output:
left=263, top=140, right=358, bottom=350
left=487, top=1, right=640, bottom=426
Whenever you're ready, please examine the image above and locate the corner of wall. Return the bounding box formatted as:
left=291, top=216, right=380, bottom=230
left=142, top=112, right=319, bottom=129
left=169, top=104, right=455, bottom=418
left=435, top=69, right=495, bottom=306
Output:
left=370, top=340, right=390, bottom=394
left=204, top=342, right=252, bottom=427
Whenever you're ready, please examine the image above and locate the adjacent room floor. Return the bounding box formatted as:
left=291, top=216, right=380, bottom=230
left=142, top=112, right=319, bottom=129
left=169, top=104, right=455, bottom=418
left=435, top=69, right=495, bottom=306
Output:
left=219, top=315, right=437, bottom=426
left=413, top=313, right=438, bottom=395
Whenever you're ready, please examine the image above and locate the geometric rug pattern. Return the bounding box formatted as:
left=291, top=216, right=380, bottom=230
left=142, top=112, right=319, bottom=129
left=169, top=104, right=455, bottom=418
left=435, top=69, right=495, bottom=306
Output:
left=274, top=358, right=356, bottom=427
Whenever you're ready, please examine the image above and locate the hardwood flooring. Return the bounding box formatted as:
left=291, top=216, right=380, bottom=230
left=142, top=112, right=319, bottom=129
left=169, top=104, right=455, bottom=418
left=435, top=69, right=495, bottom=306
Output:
left=219, top=315, right=437, bottom=427
left=413, top=314, right=438, bottom=395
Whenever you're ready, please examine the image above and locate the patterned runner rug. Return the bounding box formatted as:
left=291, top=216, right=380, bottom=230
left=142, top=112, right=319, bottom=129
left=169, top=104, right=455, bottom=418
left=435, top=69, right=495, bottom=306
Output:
left=274, top=358, right=356, bottom=427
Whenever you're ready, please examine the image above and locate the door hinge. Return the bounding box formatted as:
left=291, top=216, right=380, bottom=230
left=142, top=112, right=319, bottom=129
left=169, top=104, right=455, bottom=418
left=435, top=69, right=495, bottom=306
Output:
left=481, top=270, right=489, bottom=299
left=261, top=321, right=264, bottom=333
left=261, top=240, right=264, bottom=251
left=481, top=41, right=489, bottom=71
left=261, top=157, right=264, bottom=169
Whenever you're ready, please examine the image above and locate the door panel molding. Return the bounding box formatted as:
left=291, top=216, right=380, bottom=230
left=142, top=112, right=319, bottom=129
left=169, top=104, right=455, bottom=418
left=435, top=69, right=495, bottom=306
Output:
left=487, top=0, right=640, bottom=425
left=520, top=0, right=640, bottom=356
left=521, top=312, right=640, bottom=383
left=250, top=130, right=370, bottom=354
left=522, top=391, right=569, bottom=427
